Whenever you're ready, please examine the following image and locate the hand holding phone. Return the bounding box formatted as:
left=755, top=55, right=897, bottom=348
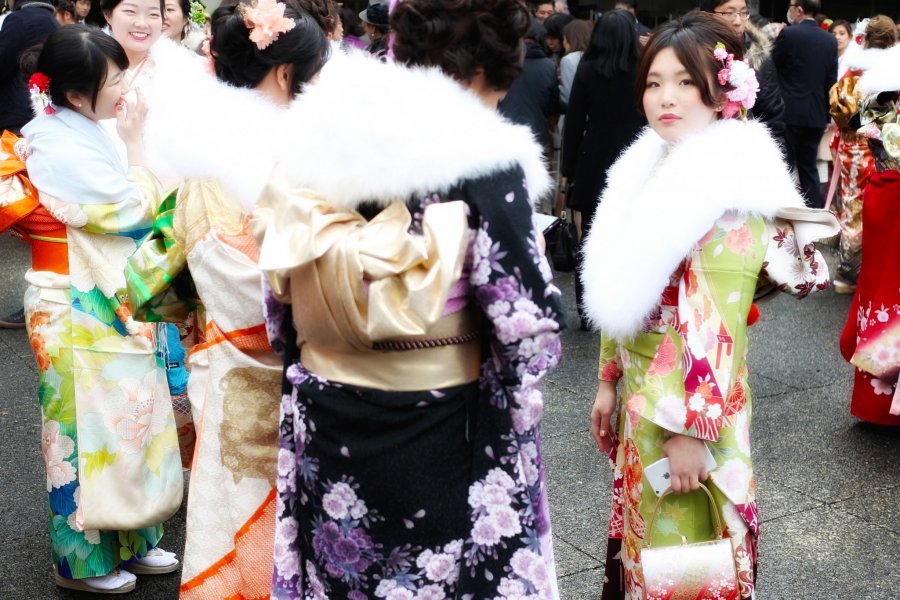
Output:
left=644, top=443, right=717, bottom=497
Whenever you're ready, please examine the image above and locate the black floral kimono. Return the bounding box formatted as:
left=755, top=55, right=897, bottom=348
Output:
left=251, top=51, right=566, bottom=600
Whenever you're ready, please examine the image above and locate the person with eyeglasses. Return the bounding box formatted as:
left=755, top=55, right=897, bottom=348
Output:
left=771, top=0, right=837, bottom=208
left=699, top=0, right=785, bottom=151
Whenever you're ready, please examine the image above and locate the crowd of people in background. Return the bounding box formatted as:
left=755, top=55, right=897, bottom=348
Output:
left=0, top=0, right=898, bottom=598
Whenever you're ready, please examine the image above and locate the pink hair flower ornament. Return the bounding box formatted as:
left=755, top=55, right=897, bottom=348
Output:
left=240, top=0, right=295, bottom=50
left=714, top=42, right=759, bottom=119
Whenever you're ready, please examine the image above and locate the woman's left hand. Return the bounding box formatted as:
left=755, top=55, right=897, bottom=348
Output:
left=662, top=434, right=710, bottom=494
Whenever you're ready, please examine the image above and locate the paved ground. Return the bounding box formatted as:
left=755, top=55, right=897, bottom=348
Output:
left=0, top=232, right=897, bottom=599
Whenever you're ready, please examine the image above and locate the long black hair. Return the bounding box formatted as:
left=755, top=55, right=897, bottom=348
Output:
left=20, top=25, right=129, bottom=111
left=210, top=0, right=329, bottom=95
left=582, top=9, right=639, bottom=78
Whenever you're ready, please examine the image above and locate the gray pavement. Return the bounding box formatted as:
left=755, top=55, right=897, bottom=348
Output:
left=0, top=233, right=898, bottom=599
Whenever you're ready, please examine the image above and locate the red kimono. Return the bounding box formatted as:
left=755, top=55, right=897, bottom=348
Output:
left=840, top=169, right=900, bottom=425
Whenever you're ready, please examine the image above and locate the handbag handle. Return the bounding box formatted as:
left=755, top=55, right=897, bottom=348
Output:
left=642, top=482, right=724, bottom=549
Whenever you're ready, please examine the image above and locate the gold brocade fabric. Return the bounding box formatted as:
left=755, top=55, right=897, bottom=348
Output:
left=252, top=171, right=478, bottom=391
left=829, top=72, right=862, bottom=130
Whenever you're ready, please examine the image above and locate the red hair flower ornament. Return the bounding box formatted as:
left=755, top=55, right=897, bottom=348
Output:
left=28, top=73, right=55, bottom=115
left=714, top=43, right=759, bottom=119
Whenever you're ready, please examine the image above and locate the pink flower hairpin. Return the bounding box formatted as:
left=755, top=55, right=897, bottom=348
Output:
left=240, top=0, right=295, bottom=50
left=714, top=42, right=759, bottom=119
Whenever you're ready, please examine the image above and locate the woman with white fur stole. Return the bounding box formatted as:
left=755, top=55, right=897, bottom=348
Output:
left=251, top=1, right=565, bottom=598
left=582, top=13, right=837, bottom=600
left=124, top=3, right=329, bottom=598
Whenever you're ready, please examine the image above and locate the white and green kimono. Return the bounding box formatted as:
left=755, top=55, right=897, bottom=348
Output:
left=21, top=106, right=180, bottom=579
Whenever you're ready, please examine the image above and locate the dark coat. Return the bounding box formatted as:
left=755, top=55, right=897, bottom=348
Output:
left=561, top=62, right=645, bottom=213
left=0, top=0, right=58, bottom=134
left=772, top=19, right=838, bottom=129
left=749, top=55, right=786, bottom=147
left=498, top=41, right=559, bottom=152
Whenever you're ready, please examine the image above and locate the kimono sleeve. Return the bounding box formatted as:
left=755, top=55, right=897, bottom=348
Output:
left=125, top=187, right=200, bottom=322
left=26, top=130, right=162, bottom=236
left=760, top=218, right=831, bottom=297
left=598, top=332, right=623, bottom=382
left=467, top=166, right=564, bottom=429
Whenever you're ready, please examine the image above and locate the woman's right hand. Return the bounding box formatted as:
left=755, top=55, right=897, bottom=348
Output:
left=662, top=434, right=710, bottom=494
left=116, top=88, right=148, bottom=146
left=590, top=380, right=617, bottom=454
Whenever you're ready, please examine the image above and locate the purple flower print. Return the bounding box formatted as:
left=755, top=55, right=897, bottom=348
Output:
left=312, top=520, right=376, bottom=581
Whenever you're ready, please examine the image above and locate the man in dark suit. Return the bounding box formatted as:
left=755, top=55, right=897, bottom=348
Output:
left=772, top=0, right=837, bottom=208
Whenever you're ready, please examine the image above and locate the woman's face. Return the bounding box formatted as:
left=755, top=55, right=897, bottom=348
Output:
left=73, top=60, right=126, bottom=121
left=161, top=0, right=187, bottom=41
left=74, top=0, right=90, bottom=18
left=106, top=0, right=163, bottom=62
left=833, top=25, right=850, bottom=53
left=643, top=47, right=719, bottom=145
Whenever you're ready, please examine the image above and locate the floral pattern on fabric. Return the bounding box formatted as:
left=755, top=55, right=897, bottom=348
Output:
left=840, top=171, right=900, bottom=426
left=10, top=165, right=174, bottom=579
left=268, top=167, right=563, bottom=599
left=598, top=212, right=829, bottom=600
left=127, top=179, right=281, bottom=598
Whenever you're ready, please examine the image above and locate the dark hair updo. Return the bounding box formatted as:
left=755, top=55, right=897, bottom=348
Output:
left=391, top=0, right=531, bottom=93
left=295, top=0, right=339, bottom=36
left=210, top=0, right=329, bottom=96
left=20, top=25, right=129, bottom=112
left=635, top=11, right=743, bottom=113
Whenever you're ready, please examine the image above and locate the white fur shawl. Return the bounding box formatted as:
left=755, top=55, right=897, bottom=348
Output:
left=141, top=41, right=549, bottom=211
left=847, top=44, right=900, bottom=94
left=142, top=38, right=289, bottom=208
left=274, top=50, right=551, bottom=210
left=581, top=119, right=806, bottom=341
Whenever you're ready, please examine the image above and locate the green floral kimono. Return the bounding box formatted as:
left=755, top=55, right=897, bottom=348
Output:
left=597, top=212, right=830, bottom=599
left=580, top=120, right=838, bottom=600
left=20, top=107, right=180, bottom=579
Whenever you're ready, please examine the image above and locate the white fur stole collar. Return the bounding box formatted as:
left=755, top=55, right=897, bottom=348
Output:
left=142, top=42, right=549, bottom=211
left=581, top=119, right=805, bottom=340
left=142, top=38, right=289, bottom=209
left=847, top=44, right=900, bottom=94
left=275, top=50, right=551, bottom=210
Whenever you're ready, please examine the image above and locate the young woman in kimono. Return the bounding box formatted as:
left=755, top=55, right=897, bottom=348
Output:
left=828, top=16, right=897, bottom=294
left=582, top=13, right=837, bottom=600
left=251, top=0, right=565, bottom=597
left=101, top=0, right=200, bottom=468
left=17, top=26, right=180, bottom=593
left=125, top=4, right=330, bottom=598
left=839, top=34, right=900, bottom=427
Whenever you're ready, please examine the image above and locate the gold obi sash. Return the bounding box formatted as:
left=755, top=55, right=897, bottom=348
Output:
left=253, top=173, right=479, bottom=392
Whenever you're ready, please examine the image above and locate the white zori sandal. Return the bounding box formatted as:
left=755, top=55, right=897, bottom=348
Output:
left=125, top=547, right=180, bottom=575
left=55, top=567, right=137, bottom=594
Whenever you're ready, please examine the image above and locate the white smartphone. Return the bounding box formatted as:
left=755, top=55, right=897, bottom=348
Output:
left=643, top=444, right=717, bottom=497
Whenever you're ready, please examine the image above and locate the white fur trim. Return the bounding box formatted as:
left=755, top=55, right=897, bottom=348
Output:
left=142, top=38, right=289, bottom=209
left=142, top=42, right=549, bottom=210
left=849, top=45, right=900, bottom=94
left=580, top=119, right=806, bottom=341
left=276, top=50, right=551, bottom=210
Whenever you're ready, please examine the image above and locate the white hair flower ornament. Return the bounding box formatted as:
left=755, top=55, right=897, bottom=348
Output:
left=714, top=42, right=760, bottom=119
